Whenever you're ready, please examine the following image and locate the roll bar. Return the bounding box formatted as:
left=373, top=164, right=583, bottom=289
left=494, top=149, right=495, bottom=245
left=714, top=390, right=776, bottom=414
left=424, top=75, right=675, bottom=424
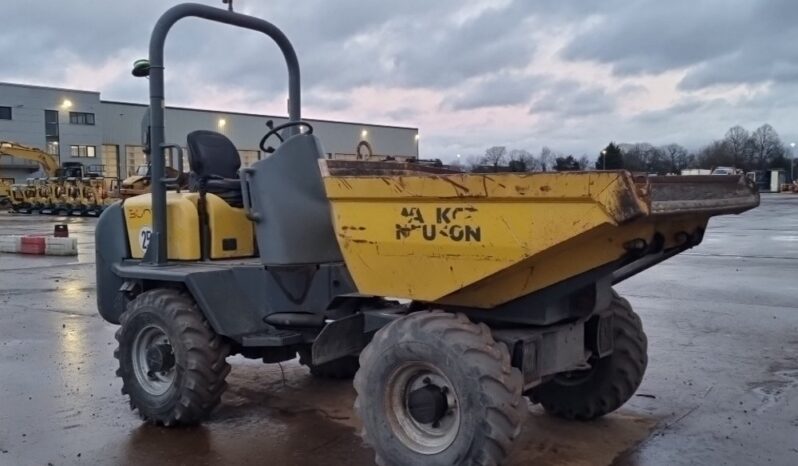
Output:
left=143, top=2, right=301, bottom=265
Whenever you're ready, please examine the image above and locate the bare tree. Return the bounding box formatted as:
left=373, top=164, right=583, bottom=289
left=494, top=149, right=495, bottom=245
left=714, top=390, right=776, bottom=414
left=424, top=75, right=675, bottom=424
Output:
left=620, top=143, right=651, bottom=172
left=539, top=146, right=554, bottom=172
left=577, top=155, right=590, bottom=170
left=697, top=140, right=733, bottom=168
left=661, top=143, right=689, bottom=174
left=750, top=124, right=785, bottom=169
left=481, top=146, right=507, bottom=170
left=464, top=155, right=483, bottom=172
left=724, top=125, right=749, bottom=168
left=508, top=149, right=540, bottom=172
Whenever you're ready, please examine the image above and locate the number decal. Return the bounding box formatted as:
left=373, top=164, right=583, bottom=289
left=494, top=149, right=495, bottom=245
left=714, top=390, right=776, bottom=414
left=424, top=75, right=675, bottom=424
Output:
left=139, top=226, right=152, bottom=252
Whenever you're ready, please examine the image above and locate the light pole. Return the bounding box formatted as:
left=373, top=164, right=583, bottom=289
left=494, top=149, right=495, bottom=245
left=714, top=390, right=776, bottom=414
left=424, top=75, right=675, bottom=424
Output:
left=790, top=142, right=796, bottom=182
left=602, top=150, right=607, bottom=170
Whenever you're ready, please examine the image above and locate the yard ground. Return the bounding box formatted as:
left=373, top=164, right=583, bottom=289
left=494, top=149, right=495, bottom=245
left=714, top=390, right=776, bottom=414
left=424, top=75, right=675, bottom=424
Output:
left=0, top=194, right=796, bottom=465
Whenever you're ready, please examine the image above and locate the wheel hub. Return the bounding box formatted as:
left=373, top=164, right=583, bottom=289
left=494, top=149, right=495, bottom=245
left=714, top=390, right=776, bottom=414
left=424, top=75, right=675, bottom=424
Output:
left=385, top=363, right=461, bottom=454
left=407, top=384, right=449, bottom=425
left=145, top=343, right=175, bottom=374
left=132, top=325, right=177, bottom=396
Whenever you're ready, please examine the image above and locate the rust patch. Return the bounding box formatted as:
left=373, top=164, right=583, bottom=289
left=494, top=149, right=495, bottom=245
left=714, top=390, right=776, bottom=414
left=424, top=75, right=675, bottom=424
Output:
left=515, top=185, right=529, bottom=195
left=603, top=175, right=648, bottom=223
left=350, top=239, right=375, bottom=244
left=539, top=185, right=551, bottom=192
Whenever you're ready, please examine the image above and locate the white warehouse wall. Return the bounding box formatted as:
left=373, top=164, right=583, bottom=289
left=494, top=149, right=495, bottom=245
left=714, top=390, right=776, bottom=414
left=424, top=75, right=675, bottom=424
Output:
left=0, top=82, right=418, bottom=182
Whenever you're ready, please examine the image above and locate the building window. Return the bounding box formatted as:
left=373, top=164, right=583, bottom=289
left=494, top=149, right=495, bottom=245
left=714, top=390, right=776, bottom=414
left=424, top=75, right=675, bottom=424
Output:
left=46, top=140, right=59, bottom=156
left=45, top=110, right=59, bottom=137
left=0, top=106, right=11, bottom=120
left=69, top=145, right=96, bottom=157
left=69, top=112, right=95, bottom=125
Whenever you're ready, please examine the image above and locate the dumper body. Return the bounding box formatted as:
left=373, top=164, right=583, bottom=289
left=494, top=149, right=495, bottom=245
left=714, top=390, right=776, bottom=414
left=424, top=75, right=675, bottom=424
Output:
left=321, top=161, right=758, bottom=309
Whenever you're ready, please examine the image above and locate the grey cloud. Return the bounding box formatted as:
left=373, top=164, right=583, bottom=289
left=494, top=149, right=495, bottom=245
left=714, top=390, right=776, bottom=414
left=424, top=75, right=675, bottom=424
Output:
left=303, top=92, right=352, bottom=112
left=562, top=0, right=798, bottom=89
left=634, top=100, right=707, bottom=124
left=2, top=0, right=797, bottom=158
left=96, top=1, right=541, bottom=103
left=383, top=106, right=418, bottom=122
left=442, top=73, right=541, bottom=110
left=530, top=81, right=616, bottom=117
left=678, top=31, right=798, bottom=90
left=563, top=1, right=746, bottom=74
left=616, top=83, right=648, bottom=96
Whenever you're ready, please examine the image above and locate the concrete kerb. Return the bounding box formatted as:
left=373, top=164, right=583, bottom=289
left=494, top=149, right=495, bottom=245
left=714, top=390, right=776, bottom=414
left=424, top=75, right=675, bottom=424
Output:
left=0, top=235, right=78, bottom=256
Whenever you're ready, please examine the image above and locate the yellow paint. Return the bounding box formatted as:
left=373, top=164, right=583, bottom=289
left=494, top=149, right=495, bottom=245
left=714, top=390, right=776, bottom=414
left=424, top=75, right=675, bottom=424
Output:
left=123, top=191, right=254, bottom=260
left=322, top=170, right=708, bottom=308
left=203, top=194, right=255, bottom=259
left=124, top=192, right=201, bottom=260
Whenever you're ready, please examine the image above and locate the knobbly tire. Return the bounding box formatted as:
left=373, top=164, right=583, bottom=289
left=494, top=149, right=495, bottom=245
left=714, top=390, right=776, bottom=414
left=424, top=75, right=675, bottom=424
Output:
left=299, top=350, right=359, bottom=379
left=530, top=292, right=648, bottom=421
left=354, top=311, right=527, bottom=466
left=114, top=288, right=231, bottom=426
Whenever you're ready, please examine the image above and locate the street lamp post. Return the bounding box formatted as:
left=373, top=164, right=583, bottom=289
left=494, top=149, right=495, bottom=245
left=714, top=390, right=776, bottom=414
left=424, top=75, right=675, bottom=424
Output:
left=602, top=150, right=607, bottom=170
left=790, top=142, right=796, bottom=182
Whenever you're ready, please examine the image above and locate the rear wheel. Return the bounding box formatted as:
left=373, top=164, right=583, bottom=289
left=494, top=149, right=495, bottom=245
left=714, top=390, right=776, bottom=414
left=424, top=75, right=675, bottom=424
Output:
left=114, top=288, right=231, bottom=426
left=355, top=311, right=526, bottom=466
left=529, top=292, right=648, bottom=420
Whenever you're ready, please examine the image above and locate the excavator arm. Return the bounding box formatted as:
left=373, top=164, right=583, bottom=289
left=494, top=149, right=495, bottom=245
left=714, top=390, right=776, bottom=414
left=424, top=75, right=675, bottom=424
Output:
left=0, top=141, right=60, bottom=176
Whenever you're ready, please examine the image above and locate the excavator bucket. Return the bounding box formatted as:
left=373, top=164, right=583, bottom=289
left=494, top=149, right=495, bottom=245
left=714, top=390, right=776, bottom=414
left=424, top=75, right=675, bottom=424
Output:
left=321, top=162, right=759, bottom=308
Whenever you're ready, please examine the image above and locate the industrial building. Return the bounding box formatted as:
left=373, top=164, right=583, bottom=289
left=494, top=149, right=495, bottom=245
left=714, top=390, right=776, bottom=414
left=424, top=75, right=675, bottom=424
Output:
left=0, top=82, right=419, bottom=182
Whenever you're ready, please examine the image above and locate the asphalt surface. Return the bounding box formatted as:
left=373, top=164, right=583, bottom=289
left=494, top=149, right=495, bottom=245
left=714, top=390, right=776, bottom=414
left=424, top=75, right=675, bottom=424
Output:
left=0, top=194, right=796, bottom=466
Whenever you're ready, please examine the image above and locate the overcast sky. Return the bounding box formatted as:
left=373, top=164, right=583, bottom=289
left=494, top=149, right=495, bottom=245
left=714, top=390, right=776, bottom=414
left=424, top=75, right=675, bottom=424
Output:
left=2, top=0, right=797, bottom=160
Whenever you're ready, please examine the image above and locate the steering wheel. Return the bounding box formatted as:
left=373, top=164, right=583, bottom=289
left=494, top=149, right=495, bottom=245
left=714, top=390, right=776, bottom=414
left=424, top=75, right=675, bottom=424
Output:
left=259, top=120, right=314, bottom=153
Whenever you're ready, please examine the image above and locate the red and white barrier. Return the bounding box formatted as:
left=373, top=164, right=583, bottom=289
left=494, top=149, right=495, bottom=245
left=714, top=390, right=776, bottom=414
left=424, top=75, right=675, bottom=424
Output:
left=0, top=235, right=77, bottom=256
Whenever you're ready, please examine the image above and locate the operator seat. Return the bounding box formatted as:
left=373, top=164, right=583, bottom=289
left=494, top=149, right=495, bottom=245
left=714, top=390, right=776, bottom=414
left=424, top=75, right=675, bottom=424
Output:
left=186, top=130, right=243, bottom=207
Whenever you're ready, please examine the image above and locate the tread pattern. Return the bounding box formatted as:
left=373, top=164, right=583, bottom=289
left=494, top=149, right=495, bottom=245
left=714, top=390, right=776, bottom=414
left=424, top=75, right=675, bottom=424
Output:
left=354, top=311, right=527, bottom=466
left=531, top=291, right=648, bottom=421
left=114, top=288, right=231, bottom=426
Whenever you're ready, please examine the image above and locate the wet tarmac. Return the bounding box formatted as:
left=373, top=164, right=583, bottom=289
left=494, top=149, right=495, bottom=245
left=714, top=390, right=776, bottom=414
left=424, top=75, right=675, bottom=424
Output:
left=0, top=194, right=797, bottom=466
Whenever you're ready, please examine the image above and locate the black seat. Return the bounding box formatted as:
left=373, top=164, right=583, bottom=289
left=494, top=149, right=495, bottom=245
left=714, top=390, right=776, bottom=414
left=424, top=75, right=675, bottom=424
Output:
left=186, top=130, right=243, bottom=207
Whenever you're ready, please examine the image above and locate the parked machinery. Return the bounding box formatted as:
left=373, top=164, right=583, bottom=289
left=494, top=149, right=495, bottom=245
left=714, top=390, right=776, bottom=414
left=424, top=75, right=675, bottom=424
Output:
left=6, top=174, right=117, bottom=216
left=0, top=177, right=13, bottom=208
left=94, top=5, right=759, bottom=466
left=82, top=177, right=108, bottom=216
left=8, top=182, right=37, bottom=213
left=32, top=178, right=51, bottom=211
left=1, top=140, right=119, bottom=215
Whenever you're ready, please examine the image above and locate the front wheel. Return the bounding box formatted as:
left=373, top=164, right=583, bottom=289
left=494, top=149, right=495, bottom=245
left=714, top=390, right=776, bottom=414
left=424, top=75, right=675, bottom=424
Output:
left=529, top=292, right=648, bottom=420
left=114, top=288, right=231, bottom=426
left=354, top=311, right=526, bottom=466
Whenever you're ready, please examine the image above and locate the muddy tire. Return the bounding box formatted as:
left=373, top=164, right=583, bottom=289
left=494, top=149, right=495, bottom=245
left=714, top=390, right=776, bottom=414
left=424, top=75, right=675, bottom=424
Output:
left=530, top=292, right=648, bottom=421
left=354, top=311, right=526, bottom=466
left=114, top=288, right=231, bottom=426
left=299, top=350, right=359, bottom=379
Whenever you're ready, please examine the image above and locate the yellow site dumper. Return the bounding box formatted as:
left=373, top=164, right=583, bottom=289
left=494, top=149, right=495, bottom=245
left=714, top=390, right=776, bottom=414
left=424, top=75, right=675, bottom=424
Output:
left=94, top=4, right=760, bottom=466
left=321, top=164, right=757, bottom=308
